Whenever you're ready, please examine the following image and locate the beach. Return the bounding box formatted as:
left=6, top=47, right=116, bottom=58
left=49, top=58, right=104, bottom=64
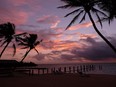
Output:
left=0, top=73, right=116, bottom=87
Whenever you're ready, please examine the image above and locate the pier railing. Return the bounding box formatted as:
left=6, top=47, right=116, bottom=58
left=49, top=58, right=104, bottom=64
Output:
left=14, top=64, right=102, bottom=75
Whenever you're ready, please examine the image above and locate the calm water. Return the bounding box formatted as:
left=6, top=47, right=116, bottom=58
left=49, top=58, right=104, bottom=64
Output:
left=34, top=63, right=116, bottom=75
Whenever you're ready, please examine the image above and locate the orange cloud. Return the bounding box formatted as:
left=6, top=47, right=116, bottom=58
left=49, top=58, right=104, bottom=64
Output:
left=77, top=33, right=97, bottom=39
left=68, top=22, right=92, bottom=30
left=52, top=41, right=83, bottom=51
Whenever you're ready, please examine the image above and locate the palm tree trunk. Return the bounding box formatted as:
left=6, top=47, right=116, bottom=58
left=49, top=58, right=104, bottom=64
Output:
left=0, top=42, right=10, bottom=58
left=20, top=49, right=31, bottom=62
left=87, top=11, right=116, bottom=53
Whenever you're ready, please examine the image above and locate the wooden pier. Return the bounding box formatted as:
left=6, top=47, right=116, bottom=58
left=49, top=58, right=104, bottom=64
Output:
left=14, top=64, right=101, bottom=75
left=15, top=67, right=48, bottom=75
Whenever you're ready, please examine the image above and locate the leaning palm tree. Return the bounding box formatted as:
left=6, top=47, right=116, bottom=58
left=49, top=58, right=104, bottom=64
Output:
left=0, top=22, right=27, bottom=58
left=18, top=34, right=43, bottom=62
left=58, top=0, right=116, bottom=53
left=0, top=22, right=16, bottom=58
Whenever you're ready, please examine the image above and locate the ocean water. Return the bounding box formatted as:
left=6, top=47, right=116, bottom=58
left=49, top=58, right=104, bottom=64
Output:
left=34, top=63, right=116, bottom=75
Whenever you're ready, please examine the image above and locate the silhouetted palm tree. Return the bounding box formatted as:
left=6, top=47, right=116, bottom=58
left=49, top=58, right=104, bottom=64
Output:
left=58, top=0, right=116, bottom=53
left=18, top=34, right=43, bottom=62
left=0, top=22, right=16, bottom=58
left=0, top=22, right=27, bottom=58
left=98, top=0, right=116, bottom=24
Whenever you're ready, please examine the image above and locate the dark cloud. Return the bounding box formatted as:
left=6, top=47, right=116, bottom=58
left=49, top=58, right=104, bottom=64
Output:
left=32, top=36, right=116, bottom=63
left=76, top=37, right=116, bottom=60
left=51, top=51, right=62, bottom=55
left=60, top=36, right=116, bottom=61
left=33, top=53, right=45, bottom=61
left=80, top=36, right=96, bottom=44
left=61, top=54, right=77, bottom=61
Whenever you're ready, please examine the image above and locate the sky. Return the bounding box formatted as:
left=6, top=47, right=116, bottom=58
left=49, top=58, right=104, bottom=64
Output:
left=0, top=0, right=116, bottom=64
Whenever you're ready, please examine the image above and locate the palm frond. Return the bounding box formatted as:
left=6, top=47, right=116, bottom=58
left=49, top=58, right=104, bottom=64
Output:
left=91, top=7, right=108, bottom=17
left=96, top=12, right=103, bottom=28
left=18, top=42, right=28, bottom=46
left=0, top=42, right=10, bottom=58
left=34, top=41, right=41, bottom=46
left=12, top=43, right=16, bottom=56
left=15, top=32, right=27, bottom=37
left=0, top=39, right=7, bottom=47
left=66, top=10, right=84, bottom=30
left=79, top=12, right=86, bottom=23
left=34, top=48, right=39, bottom=54
left=64, top=8, right=82, bottom=17
left=58, top=4, right=71, bottom=9
left=0, top=40, right=2, bottom=42
left=101, top=17, right=113, bottom=25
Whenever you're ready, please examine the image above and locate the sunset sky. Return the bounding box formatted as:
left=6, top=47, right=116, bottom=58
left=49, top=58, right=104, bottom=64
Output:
left=0, top=0, right=116, bottom=64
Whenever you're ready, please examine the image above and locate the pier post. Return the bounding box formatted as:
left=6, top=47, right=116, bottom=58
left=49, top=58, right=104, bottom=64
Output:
left=73, top=66, right=75, bottom=73
left=85, top=65, right=89, bottom=72
left=64, top=67, right=66, bottom=73
left=76, top=66, right=79, bottom=73
left=38, top=69, right=40, bottom=75
left=42, top=69, right=45, bottom=74
left=83, top=65, right=86, bottom=72
left=69, top=67, right=71, bottom=73
left=58, top=67, right=61, bottom=72
left=80, top=65, right=82, bottom=72
left=31, top=69, right=34, bottom=75
left=46, top=68, right=49, bottom=74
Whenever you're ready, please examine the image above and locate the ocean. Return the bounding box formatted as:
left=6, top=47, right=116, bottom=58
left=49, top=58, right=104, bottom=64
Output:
left=35, top=63, right=116, bottom=75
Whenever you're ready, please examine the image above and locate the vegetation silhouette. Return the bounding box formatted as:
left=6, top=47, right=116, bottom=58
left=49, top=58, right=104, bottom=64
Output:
left=58, top=0, right=116, bottom=53
left=98, top=0, right=116, bottom=23
left=0, top=22, right=42, bottom=62
left=17, top=34, right=43, bottom=62
left=0, top=22, right=27, bottom=58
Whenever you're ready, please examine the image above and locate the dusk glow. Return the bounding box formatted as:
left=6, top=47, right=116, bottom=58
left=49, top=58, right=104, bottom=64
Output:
left=0, top=0, right=116, bottom=64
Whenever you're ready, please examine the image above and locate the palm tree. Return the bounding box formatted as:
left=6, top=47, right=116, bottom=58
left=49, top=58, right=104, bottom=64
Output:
left=58, top=0, right=116, bottom=53
left=98, top=0, right=116, bottom=24
left=18, top=34, right=43, bottom=62
left=0, top=22, right=27, bottom=58
left=0, top=22, right=16, bottom=58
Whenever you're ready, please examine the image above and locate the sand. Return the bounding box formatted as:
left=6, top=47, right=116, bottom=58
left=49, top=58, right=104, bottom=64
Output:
left=0, top=73, right=116, bottom=87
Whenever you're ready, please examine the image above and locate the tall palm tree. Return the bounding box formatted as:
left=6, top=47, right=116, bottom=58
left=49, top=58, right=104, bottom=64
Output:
left=0, top=22, right=27, bottom=58
left=18, top=34, right=43, bottom=62
left=58, top=0, right=116, bottom=53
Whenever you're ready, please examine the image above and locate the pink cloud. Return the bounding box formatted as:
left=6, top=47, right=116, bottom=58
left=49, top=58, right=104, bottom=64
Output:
left=8, top=0, right=40, bottom=8
left=8, top=0, right=27, bottom=6
left=0, top=8, right=28, bottom=25
left=0, top=0, right=41, bottom=25
left=37, top=15, right=60, bottom=28
left=68, top=22, right=92, bottom=30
